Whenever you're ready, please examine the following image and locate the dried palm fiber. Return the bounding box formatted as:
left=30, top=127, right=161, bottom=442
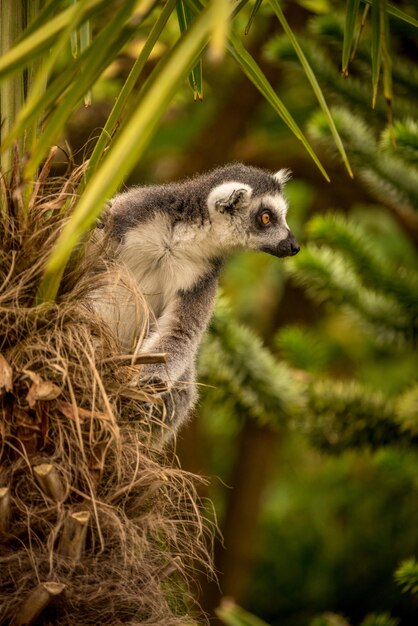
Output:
left=0, top=154, right=213, bottom=625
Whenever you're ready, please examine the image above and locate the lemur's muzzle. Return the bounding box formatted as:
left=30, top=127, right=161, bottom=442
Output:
left=261, top=231, right=300, bottom=258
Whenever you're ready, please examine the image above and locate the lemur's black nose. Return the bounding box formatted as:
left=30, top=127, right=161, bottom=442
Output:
left=290, top=242, right=300, bottom=255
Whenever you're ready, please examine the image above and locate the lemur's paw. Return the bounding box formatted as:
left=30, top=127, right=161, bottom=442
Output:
left=140, top=389, right=176, bottom=429
left=141, top=374, right=169, bottom=394
left=126, top=368, right=169, bottom=392
left=138, top=362, right=172, bottom=392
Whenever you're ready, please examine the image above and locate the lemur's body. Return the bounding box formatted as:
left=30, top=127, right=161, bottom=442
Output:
left=93, top=163, right=299, bottom=434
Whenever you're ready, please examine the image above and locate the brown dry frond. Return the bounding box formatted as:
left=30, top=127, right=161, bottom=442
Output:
left=0, top=156, right=213, bottom=625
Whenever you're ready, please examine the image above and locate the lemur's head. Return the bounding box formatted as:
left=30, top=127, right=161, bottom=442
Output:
left=206, top=166, right=300, bottom=258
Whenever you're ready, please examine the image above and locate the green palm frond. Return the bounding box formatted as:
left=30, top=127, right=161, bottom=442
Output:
left=84, top=0, right=178, bottom=184
left=342, top=0, right=361, bottom=75
left=1, top=0, right=415, bottom=302
left=269, top=0, right=353, bottom=177
left=176, top=0, right=203, bottom=100
left=308, top=12, right=418, bottom=99
left=37, top=0, right=225, bottom=302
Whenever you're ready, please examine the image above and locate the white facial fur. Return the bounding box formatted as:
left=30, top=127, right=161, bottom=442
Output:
left=248, top=194, right=290, bottom=251
left=207, top=180, right=291, bottom=252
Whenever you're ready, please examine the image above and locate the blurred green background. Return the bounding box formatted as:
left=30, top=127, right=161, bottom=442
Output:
left=60, top=1, right=418, bottom=624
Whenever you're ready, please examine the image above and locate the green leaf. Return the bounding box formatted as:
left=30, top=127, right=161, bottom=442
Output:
left=387, top=2, right=418, bottom=27
left=210, top=0, right=230, bottom=61
left=0, top=0, right=117, bottom=168
left=27, top=0, right=96, bottom=139
left=0, top=0, right=105, bottom=81
left=301, top=379, right=406, bottom=454
left=371, top=0, right=382, bottom=108
left=176, top=0, right=188, bottom=32
left=245, top=0, right=263, bottom=35
left=22, top=0, right=138, bottom=180
left=269, top=0, right=353, bottom=178
left=80, top=18, right=92, bottom=106
left=37, top=1, right=222, bottom=302
left=176, top=0, right=203, bottom=99
left=362, top=1, right=418, bottom=28
left=79, top=18, right=91, bottom=54
left=85, top=0, right=177, bottom=184
left=217, top=601, right=271, bottom=626
left=381, top=118, right=418, bottom=163
left=306, top=213, right=418, bottom=313
left=16, top=0, right=68, bottom=42
left=227, top=35, right=330, bottom=181
left=2, top=0, right=151, bottom=162
left=201, top=296, right=301, bottom=424
left=360, top=614, right=399, bottom=626
left=2, top=49, right=83, bottom=155
left=342, top=0, right=360, bottom=75
left=380, top=1, right=393, bottom=109
left=0, top=1, right=25, bottom=176
left=349, top=3, right=369, bottom=63
left=192, top=58, right=203, bottom=101
left=70, top=20, right=78, bottom=58
left=380, top=1, right=395, bottom=145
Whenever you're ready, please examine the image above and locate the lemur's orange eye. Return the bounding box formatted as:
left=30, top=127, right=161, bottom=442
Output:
left=260, top=210, right=271, bottom=225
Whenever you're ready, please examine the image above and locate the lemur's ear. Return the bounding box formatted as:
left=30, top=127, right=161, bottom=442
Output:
left=215, top=188, right=247, bottom=213
left=208, top=182, right=252, bottom=214
left=274, top=168, right=292, bottom=187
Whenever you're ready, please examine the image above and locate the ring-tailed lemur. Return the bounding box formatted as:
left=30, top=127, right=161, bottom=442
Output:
left=93, top=163, right=299, bottom=435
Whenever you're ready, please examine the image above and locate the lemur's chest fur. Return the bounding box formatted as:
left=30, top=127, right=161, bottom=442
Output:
left=94, top=212, right=229, bottom=348
left=118, top=212, right=223, bottom=318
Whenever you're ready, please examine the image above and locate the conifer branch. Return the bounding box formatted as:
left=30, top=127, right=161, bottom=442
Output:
left=298, top=380, right=418, bottom=453
left=308, top=13, right=418, bottom=99
left=288, top=244, right=411, bottom=342
left=264, top=35, right=415, bottom=122
left=395, top=558, right=418, bottom=596
left=199, top=297, right=302, bottom=424
left=308, top=108, right=418, bottom=220
left=360, top=614, right=399, bottom=626
left=380, top=118, right=418, bottom=164
left=275, top=325, right=339, bottom=373
left=395, top=384, right=418, bottom=435
left=306, top=214, right=418, bottom=317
